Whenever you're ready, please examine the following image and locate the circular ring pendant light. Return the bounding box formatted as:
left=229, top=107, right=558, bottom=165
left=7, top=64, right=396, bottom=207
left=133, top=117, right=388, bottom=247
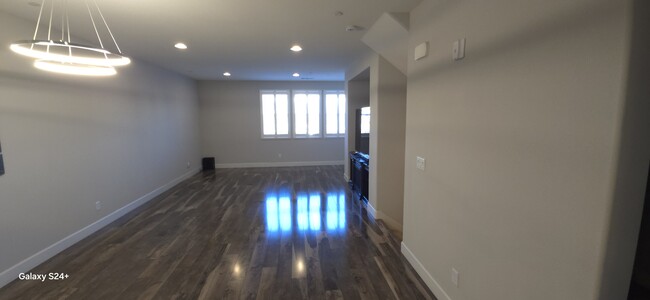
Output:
left=34, top=60, right=117, bottom=76
left=10, top=0, right=130, bottom=76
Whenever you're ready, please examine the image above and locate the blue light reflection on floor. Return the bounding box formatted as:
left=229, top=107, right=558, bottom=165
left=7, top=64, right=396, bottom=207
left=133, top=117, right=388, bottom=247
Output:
left=265, top=191, right=292, bottom=232
left=309, top=194, right=321, bottom=231
left=297, top=194, right=309, bottom=231
left=265, top=191, right=346, bottom=234
left=265, top=196, right=279, bottom=232
left=327, top=192, right=346, bottom=232
left=279, top=196, right=291, bottom=231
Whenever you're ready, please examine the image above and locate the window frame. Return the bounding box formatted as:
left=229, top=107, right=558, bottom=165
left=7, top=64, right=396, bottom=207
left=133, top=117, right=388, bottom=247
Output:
left=292, top=90, right=323, bottom=139
left=260, top=90, right=291, bottom=139
left=323, top=90, right=346, bottom=138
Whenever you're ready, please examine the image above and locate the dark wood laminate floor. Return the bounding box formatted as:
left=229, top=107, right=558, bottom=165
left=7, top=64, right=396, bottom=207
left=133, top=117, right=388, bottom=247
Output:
left=0, top=166, right=435, bottom=300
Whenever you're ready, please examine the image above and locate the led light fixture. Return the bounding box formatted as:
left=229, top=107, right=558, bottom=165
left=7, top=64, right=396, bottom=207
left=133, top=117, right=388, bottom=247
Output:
left=11, top=40, right=130, bottom=66
left=34, top=60, right=117, bottom=76
left=10, top=0, right=130, bottom=76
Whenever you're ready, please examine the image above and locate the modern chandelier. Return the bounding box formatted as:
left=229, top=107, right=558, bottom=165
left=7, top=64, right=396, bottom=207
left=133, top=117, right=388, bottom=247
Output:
left=10, top=0, right=130, bottom=76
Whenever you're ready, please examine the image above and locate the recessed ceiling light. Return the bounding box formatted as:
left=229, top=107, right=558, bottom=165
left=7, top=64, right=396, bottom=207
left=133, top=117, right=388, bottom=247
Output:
left=292, top=72, right=300, bottom=77
left=27, top=1, right=41, bottom=7
left=174, top=43, right=188, bottom=50
left=290, top=45, right=302, bottom=52
left=223, top=72, right=231, bottom=77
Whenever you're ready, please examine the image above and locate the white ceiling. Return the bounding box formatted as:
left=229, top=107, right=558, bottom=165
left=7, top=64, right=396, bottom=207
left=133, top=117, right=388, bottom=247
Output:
left=0, top=0, right=422, bottom=81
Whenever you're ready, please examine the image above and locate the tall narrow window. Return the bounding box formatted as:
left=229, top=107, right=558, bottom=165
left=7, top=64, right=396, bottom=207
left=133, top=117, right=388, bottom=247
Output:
left=293, top=91, right=321, bottom=137
left=260, top=90, right=290, bottom=138
left=324, top=91, right=346, bottom=137
left=360, top=106, right=370, bottom=134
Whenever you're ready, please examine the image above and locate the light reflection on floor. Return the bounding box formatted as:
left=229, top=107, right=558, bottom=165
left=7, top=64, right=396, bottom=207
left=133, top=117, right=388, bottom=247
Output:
left=265, top=191, right=346, bottom=234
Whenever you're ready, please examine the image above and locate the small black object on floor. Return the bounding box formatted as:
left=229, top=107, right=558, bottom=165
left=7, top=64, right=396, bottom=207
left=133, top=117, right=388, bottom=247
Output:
left=202, top=157, right=215, bottom=171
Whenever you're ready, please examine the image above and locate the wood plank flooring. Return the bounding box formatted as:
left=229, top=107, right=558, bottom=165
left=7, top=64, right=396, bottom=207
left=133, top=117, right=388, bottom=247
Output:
left=0, top=166, right=435, bottom=300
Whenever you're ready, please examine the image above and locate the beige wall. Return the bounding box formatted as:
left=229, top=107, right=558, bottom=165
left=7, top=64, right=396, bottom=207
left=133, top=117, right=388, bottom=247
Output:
left=369, top=56, right=407, bottom=230
left=198, top=80, right=345, bottom=167
left=402, top=0, right=644, bottom=299
left=345, top=54, right=407, bottom=231
left=0, top=12, right=201, bottom=285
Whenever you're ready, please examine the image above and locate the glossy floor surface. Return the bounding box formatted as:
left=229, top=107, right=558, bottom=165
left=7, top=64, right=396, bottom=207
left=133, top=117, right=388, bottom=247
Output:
left=0, top=166, right=435, bottom=300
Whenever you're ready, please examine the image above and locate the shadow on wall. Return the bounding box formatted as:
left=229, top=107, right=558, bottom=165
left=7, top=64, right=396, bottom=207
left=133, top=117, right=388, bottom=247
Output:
left=599, top=0, right=650, bottom=298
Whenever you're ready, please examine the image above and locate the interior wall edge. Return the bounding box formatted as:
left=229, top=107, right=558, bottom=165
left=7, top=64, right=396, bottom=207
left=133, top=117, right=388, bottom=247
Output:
left=596, top=0, right=650, bottom=297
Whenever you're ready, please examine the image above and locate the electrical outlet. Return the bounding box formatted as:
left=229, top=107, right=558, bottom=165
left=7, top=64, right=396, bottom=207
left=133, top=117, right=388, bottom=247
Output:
left=95, top=201, right=102, bottom=211
left=416, top=156, right=426, bottom=171
left=186, top=161, right=191, bottom=169
left=451, top=268, right=459, bottom=287
left=278, top=153, right=282, bottom=158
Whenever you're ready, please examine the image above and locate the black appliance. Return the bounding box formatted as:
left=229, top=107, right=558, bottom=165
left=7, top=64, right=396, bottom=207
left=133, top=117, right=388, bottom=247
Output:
left=349, top=151, right=369, bottom=203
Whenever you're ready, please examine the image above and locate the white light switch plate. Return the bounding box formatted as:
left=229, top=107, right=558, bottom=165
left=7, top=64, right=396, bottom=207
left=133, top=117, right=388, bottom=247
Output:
left=416, top=156, right=426, bottom=171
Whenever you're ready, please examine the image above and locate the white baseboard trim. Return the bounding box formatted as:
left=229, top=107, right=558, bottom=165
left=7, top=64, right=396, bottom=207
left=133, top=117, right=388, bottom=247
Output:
left=375, top=211, right=402, bottom=233
left=214, top=161, right=344, bottom=169
left=0, top=167, right=201, bottom=289
left=364, top=202, right=402, bottom=233
left=366, top=201, right=378, bottom=218
left=401, top=242, right=451, bottom=300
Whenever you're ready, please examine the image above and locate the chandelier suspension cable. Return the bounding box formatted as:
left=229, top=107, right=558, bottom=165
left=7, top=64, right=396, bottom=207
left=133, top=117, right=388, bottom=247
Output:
left=32, top=0, right=46, bottom=42
left=85, top=0, right=104, bottom=50
left=66, top=0, right=72, bottom=56
left=66, top=0, right=71, bottom=43
left=60, top=1, right=64, bottom=42
left=85, top=0, right=111, bottom=60
left=47, top=0, right=54, bottom=53
left=92, top=0, right=122, bottom=54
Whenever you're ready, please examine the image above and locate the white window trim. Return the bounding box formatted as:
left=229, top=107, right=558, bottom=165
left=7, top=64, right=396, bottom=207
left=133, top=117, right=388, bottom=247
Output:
left=292, top=90, right=323, bottom=139
left=260, top=90, right=291, bottom=139
left=323, top=90, right=346, bottom=138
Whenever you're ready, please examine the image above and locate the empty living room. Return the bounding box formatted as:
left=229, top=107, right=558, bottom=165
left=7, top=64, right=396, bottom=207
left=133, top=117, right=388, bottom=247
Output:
left=0, top=0, right=649, bottom=299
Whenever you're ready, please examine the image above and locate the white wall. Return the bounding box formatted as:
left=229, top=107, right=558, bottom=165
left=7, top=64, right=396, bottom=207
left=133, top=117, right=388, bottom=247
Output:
left=0, top=12, right=201, bottom=287
left=198, top=80, right=345, bottom=167
left=401, top=0, right=646, bottom=300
